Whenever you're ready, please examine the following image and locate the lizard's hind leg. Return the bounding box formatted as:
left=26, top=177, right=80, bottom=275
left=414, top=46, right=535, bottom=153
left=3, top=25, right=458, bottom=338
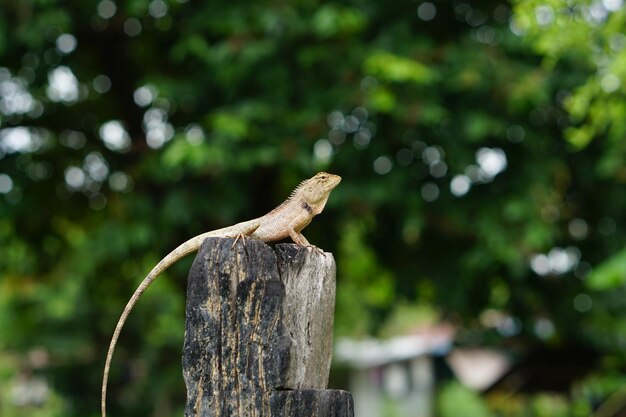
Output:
left=229, top=222, right=261, bottom=248
left=231, top=233, right=249, bottom=248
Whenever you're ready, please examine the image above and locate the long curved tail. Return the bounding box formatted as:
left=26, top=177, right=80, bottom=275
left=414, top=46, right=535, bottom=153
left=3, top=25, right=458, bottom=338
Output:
left=100, top=234, right=207, bottom=417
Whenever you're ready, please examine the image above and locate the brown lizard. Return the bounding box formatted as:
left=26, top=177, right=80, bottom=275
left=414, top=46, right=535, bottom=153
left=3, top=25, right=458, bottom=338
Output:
left=101, top=171, right=341, bottom=417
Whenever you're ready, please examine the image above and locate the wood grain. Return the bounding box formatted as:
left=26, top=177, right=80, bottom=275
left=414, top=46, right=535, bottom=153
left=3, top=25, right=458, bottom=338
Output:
left=182, top=238, right=352, bottom=417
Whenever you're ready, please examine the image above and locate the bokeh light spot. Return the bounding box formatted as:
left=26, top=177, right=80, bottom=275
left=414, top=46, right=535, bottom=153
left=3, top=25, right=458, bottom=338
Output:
left=93, top=75, right=112, bottom=93
left=353, top=128, right=372, bottom=150
left=603, top=0, right=623, bottom=11
left=600, top=73, right=620, bottom=93
left=573, top=293, right=592, bottom=313
left=109, top=171, right=133, bottom=192
left=56, top=34, right=77, bottom=54
left=421, top=182, right=439, bottom=202
left=314, top=139, right=333, bottom=164
left=134, top=85, right=157, bottom=107
left=99, top=120, right=131, bottom=152
left=46, top=66, right=79, bottom=103
left=97, top=0, right=117, bottom=19
left=568, top=218, right=588, bottom=240
left=506, top=125, right=525, bottom=142
left=395, top=148, right=413, bottom=166
left=535, top=5, right=554, bottom=26
left=429, top=161, right=447, bottom=178
left=476, top=147, right=507, bottom=178
left=64, top=166, right=86, bottom=190
left=534, top=318, right=555, bottom=340
left=185, top=124, right=205, bottom=145
left=0, top=173, right=13, bottom=194
left=149, top=0, right=169, bottom=18
left=417, top=2, right=437, bottom=21
left=327, top=111, right=344, bottom=129
left=0, top=71, right=37, bottom=115
left=84, top=152, right=109, bottom=182
left=124, top=18, right=142, bottom=36
left=373, top=156, right=393, bottom=175
left=450, top=175, right=471, bottom=196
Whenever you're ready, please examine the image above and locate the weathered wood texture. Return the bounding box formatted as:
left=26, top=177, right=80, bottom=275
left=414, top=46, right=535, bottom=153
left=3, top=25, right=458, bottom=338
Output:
left=182, top=238, right=353, bottom=417
left=275, top=244, right=336, bottom=389
left=270, top=390, right=354, bottom=416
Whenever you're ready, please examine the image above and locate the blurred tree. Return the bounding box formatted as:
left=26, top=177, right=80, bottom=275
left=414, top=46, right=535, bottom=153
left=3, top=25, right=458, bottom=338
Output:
left=1, top=0, right=626, bottom=416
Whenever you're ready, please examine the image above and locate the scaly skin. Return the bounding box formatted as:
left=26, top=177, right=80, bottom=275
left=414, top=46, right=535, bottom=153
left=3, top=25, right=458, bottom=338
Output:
left=101, top=172, right=341, bottom=417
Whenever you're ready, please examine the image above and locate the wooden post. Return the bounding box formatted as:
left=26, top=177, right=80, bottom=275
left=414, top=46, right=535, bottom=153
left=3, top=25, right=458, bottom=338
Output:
left=182, top=238, right=354, bottom=417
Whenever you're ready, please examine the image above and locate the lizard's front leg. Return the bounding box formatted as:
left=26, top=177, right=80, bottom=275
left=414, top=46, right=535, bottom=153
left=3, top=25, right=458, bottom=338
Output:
left=288, top=228, right=310, bottom=246
left=288, top=229, right=325, bottom=254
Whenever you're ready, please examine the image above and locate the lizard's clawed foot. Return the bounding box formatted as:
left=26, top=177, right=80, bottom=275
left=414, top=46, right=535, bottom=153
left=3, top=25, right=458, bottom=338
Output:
left=231, top=234, right=249, bottom=248
left=305, top=244, right=326, bottom=256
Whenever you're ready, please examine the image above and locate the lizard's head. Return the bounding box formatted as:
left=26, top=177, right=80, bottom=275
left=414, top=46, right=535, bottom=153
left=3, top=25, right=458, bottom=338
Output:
left=299, top=172, right=341, bottom=208
left=313, top=171, right=341, bottom=188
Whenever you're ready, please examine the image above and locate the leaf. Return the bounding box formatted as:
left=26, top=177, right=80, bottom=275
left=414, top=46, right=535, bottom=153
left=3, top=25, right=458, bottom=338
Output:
left=311, top=4, right=367, bottom=38
left=586, top=248, right=626, bottom=291
left=161, top=136, right=226, bottom=169
left=367, top=85, right=396, bottom=112
left=438, top=382, right=495, bottom=417
left=170, top=35, right=213, bottom=64
left=211, top=111, right=249, bottom=140
left=363, top=51, right=436, bottom=85
left=564, top=125, right=595, bottom=150
left=464, top=112, right=504, bottom=141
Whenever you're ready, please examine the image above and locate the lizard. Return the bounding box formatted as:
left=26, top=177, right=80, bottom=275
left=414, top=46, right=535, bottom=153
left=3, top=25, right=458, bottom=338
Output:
left=101, top=171, right=341, bottom=417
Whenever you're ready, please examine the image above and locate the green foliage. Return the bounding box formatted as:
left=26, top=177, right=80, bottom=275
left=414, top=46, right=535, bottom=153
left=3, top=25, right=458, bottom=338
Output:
left=586, top=248, right=626, bottom=291
left=488, top=392, right=573, bottom=417
left=531, top=393, right=570, bottom=417
left=512, top=0, right=626, bottom=151
left=2, top=0, right=626, bottom=416
left=378, top=302, right=438, bottom=338
left=438, top=382, right=495, bottom=417
left=363, top=51, right=436, bottom=85
left=335, top=219, right=395, bottom=336
left=312, top=4, right=368, bottom=38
